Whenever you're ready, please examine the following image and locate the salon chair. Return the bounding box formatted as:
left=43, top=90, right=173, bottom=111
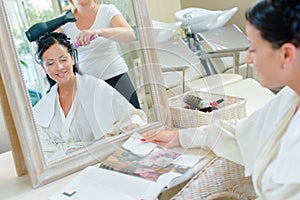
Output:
left=157, top=38, right=244, bottom=98
left=195, top=24, right=251, bottom=78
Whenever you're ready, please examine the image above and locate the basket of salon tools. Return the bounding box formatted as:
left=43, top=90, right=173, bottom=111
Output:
left=168, top=90, right=246, bottom=128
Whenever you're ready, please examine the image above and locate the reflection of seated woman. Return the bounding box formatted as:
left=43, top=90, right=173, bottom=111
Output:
left=32, top=32, right=147, bottom=161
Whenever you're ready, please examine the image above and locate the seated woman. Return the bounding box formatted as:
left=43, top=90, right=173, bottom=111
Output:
left=33, top=32, right=147, bottom=161
left=142, top=0, right=300, bottom=199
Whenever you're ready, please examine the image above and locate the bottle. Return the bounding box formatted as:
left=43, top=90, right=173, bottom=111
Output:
left=186, top=26, right=195, bottom=51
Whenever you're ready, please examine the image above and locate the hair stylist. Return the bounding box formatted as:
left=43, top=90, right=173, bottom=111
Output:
left=58, top=0, right=140, bottom=108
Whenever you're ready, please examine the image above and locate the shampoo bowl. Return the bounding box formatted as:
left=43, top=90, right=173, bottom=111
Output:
left=152, top=20, right=182, bottom=43
left=175, top=7, right=238, bottom=33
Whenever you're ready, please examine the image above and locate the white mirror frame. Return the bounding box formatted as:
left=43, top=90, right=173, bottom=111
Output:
left=0, top=0, right=171, bottom=188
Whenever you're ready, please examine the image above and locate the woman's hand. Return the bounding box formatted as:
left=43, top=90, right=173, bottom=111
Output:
left=141, top=129, right=181, bottom=148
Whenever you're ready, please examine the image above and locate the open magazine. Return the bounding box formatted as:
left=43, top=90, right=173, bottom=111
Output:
left=49, top=133, right=203, bottom=200
left=99, top=146, right=193, bottom=188
left=49, top=166, right=164, bottom=200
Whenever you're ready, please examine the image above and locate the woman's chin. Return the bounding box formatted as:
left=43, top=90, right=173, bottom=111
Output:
left=260, top=80, right=282, bottom=90
left=258, top=79, right=270, bottom=88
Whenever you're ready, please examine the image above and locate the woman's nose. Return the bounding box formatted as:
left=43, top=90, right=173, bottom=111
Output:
left=57, top=63, right=64, bottom=69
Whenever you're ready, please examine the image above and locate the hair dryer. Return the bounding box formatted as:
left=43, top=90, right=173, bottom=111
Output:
left=25, top=10, right=76, bottom=42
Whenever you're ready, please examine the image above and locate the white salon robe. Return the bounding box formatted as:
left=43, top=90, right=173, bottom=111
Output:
left=178, top=86, right=300, bottom=199
left=33, top=74, right=147, bottom=160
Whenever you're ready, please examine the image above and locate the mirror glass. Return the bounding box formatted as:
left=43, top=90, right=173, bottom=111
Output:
left=0, top=0, right=170, bottom=188
left=5, top=0, right=156, bottom=159
left=5, top=0, right=154, bottom=114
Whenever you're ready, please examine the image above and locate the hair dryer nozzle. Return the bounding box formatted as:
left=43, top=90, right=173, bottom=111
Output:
left=25, top=10, right=76, bottom=42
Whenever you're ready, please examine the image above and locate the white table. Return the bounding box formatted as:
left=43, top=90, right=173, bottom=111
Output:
left=0, top=149, right=217, bottom=200
left=0, top=151, right=77, bottom=200
left=210, top=78, right=276, bottom=116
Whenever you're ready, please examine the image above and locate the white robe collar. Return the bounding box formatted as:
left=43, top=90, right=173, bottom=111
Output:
left=236, top=86, right=299, bottom=177
left=272, top=108, right=300, bottom=184
left=33, top=75, right=99, bottom=130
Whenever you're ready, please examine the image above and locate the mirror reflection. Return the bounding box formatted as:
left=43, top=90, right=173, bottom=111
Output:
left=4, top=0, right=156, bottom=161
left=33, top=32, right=147, bottom=161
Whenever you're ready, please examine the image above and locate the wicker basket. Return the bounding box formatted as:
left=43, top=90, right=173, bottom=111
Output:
left=168, top=90, right=246, bottom=128
left=171, top=157, right=257, bottom=200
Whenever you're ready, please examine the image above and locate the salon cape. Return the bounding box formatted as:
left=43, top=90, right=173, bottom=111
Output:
left=178, top=86, right=300, bottom=199
left=33, top=75, right=147, bottom=156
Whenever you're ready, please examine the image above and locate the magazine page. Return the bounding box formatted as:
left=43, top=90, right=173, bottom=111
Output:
left=99, top=146, right=191, bottom=186
left=49, top=166, right=164, bottom=200
left=99, top=133, right=203, bottom=188
left=158, top=154, right=203, bottom=188
left=122, top=132, right=157, bottom=156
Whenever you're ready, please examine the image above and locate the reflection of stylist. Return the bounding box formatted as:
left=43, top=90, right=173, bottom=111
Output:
left=58, top=0, right=140, bottom=108
left=33, top=32, right=147, bottom=161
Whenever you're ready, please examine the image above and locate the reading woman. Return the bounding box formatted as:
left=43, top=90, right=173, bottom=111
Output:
left=143, top=0, right=300, bottom=199
left=33, top=32, right=147, bottom=161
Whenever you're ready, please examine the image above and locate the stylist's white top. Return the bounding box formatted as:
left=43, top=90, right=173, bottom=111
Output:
left=61, top=4, right=128, bottom=80
left=33, top=74, right=147, bottom=160
left=178, top=86, right=300, bottom=199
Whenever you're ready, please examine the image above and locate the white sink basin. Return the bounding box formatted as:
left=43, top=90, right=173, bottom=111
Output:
left=175, top=7, right=238, bottom=33
left=152, top=20, right=182, bottom=43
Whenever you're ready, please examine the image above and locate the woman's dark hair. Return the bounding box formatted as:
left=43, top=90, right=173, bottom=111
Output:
left=35, top=32, right=81, bottom=88
left=246, top=0, right=300, bottom=49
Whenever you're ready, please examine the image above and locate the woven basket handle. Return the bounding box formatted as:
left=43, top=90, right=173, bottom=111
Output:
left=205, top=191, right=240, bottom=200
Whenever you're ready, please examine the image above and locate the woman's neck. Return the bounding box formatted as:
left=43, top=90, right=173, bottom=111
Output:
left=58, top=76, right=77, bottom=116
left=74, top=3, right=98, bottom=30
left=75, top=2, right=97, bottom=15
left=58, top=76, right=76, bottom=96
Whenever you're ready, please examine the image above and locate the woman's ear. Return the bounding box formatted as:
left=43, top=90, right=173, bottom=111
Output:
left=280, top=43, right=297, bottom=65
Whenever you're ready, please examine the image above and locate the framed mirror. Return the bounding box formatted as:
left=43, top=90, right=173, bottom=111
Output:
left=0, top=0, right=170, bottom=188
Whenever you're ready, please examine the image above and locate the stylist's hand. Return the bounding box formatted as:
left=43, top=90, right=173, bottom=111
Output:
left=76, top=30, right=98, bottom=46
left=142, top=129, right=180, bottom=148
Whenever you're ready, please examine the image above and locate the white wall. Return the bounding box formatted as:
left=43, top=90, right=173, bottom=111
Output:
left=147, top=0, right=181, bottom=22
